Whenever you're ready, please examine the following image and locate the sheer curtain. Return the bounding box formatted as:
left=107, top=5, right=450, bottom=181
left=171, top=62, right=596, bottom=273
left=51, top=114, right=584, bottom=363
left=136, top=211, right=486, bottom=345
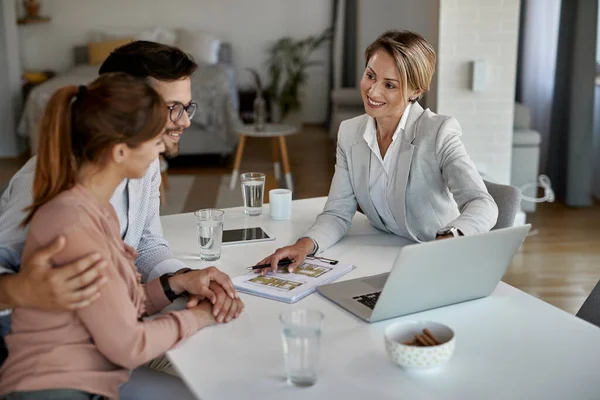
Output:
left=518, top=0, right=561, bottom=174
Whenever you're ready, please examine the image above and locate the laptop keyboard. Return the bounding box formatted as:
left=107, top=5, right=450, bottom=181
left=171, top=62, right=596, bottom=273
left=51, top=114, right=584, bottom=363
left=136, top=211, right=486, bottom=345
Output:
left=353, top=292, right=381, bottom=309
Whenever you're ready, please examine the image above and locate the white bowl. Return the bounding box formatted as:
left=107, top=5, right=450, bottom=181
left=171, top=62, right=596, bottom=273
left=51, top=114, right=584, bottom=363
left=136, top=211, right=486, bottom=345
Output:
left=384, top=320, right=455, bottom=370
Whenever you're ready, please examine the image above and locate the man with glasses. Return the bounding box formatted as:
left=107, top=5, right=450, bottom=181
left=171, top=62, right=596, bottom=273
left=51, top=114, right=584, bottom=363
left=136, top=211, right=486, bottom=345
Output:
left=99, top=41, right=200, bottom=160
left=0, top=41, right=240, bottom=399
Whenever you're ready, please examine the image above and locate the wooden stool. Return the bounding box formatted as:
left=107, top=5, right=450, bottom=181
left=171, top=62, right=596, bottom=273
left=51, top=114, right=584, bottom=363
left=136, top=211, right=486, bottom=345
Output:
left=230, top=123, right=299, bottom=190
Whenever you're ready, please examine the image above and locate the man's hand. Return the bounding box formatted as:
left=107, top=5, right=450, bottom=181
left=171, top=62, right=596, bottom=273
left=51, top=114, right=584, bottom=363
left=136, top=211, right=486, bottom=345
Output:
left=1, top=236, right=108, bottom=311
left=255, top=237, right=314, bottom=275
left=186, top=281, right=244, bottom=323
left=169, top=266, right=237, bottom=305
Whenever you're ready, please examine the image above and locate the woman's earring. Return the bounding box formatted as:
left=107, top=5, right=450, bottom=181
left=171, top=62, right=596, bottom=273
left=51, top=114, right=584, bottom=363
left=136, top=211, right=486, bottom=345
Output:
left=115, top=149, right=125, bottom=163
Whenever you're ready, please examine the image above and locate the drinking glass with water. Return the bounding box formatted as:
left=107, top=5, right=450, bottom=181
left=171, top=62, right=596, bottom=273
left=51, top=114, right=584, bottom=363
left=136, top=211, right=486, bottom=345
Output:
left=240, top=172, right=265, bottom=216
left=194, top=209, right=225, bottom=261
left=280, top=309, right=325, bottom=387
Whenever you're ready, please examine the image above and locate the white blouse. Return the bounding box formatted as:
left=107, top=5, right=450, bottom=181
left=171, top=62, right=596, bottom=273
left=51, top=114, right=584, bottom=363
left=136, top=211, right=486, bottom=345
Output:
left=363, top=103, right=412, bottom=238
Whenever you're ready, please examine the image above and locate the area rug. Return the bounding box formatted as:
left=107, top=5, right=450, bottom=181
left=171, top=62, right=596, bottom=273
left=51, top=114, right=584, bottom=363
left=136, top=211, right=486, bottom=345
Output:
left=215, top=175, right=245, bottom=209
left=159, top=175, right=196, bottom=216
left=159, top=173, right=294, bottom=215
left=214, top=174, right=295, bottom=210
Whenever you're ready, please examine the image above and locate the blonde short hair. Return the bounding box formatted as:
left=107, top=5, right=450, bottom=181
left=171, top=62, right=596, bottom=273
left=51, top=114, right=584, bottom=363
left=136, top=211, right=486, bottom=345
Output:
left=364, top=30, right=436, bottom=103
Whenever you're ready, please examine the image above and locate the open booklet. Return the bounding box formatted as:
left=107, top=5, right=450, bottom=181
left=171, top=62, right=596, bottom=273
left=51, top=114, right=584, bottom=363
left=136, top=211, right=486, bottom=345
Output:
left=232, top=259, right=355, bottom=304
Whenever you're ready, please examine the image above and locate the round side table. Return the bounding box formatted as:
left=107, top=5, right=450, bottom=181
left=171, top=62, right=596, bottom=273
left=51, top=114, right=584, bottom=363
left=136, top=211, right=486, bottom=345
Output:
left=230, top=123, right=299, bottom=190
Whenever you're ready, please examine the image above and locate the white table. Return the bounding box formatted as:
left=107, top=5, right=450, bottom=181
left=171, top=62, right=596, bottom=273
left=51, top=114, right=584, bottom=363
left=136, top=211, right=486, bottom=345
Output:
left=230, top=123, right=298, bottom=190
left=162, top=197, right=600, bottom=400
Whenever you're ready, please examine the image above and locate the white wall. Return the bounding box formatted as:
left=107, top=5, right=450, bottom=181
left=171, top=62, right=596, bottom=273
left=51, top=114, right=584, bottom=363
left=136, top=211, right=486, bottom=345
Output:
left=16, top=0, right=332, bottom=123
left=356, top=0, right=440, bottom=109
left=0, top=0, right=24, bottom=157
left=436, top=0, right=521, bottom=184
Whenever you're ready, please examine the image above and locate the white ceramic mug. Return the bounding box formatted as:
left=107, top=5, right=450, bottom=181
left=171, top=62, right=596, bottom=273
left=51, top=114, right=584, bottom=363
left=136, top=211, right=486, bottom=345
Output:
left=269, top=189, right=292, bottom=220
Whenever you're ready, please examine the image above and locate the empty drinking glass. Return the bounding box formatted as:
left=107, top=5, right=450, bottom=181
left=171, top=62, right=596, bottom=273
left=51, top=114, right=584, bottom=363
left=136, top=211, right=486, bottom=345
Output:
left=280, top=309, right=325, bottom=387
left=241, top=172, right=265, bottom=216
left=194, top=209, right=225, bottom=261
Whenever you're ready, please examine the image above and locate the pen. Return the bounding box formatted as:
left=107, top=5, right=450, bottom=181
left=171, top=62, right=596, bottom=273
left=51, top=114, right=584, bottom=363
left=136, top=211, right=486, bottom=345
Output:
left=247, top=259, right=294, bottom=271
left=306, top=255, right=339, bottom=265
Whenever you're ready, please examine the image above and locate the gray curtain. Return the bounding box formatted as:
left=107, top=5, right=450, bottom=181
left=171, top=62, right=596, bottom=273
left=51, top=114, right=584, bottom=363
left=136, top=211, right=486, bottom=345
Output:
left=331, top=0, right=358, bottom=90
left=594, top=68, right=600, bottom=200
left=0, top=1, right=25, bottom=157
left=326, top=0, right=358, bottom=128
left=547, top=0, right=598, bottom=206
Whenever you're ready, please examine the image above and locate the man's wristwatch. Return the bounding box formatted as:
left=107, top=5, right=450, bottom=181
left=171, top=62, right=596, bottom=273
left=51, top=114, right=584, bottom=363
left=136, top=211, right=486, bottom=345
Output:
left=436, top=226, right=460, bottom=238
left=159, top=268, right=192, bottom=302
left=160, top=273, right=180, bottom=302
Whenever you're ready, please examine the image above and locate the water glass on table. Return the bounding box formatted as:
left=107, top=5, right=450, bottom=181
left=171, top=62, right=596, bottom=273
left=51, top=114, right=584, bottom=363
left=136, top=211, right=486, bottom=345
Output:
left=241, top=172, right=265, bottom=216
left=280, top=309, right=325, bottom=387
left=194, top=209, right=225, bottom=261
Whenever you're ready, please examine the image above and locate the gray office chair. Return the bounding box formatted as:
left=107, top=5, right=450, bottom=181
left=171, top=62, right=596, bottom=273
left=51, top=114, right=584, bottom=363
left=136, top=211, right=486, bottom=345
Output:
left=483, top=180, right=522, bottom=230
left=576, top=281, right=600, bottom=328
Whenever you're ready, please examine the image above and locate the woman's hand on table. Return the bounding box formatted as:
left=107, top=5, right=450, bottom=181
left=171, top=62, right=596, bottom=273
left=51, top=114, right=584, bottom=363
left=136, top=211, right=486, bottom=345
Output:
left=188, top=300, right=218, bottom=328
left=255, top=237, right=315, bottom=275
left=186, top=281, right=244, bottom=323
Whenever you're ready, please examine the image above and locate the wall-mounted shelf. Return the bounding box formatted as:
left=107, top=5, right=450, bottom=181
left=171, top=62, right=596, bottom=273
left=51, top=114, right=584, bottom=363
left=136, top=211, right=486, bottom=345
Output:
left=17, top=16, right=50, bottom=25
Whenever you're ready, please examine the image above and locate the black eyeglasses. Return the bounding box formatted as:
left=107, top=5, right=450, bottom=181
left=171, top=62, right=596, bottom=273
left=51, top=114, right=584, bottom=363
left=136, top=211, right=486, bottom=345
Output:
left=167, top=102, right=198, bottom=123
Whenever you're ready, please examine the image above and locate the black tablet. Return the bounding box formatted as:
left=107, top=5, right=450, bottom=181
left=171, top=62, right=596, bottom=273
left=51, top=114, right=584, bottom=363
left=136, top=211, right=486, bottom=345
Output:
left=221, top=227, right=275, bottom=245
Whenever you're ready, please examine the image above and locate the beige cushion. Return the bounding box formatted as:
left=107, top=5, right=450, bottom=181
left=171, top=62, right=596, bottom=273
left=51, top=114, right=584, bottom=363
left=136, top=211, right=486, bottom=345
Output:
left=176, top=29, right=220, bottom=64
left=88, top=38, right=134, bottom=65
left=89, top=27, right=178, bottom=46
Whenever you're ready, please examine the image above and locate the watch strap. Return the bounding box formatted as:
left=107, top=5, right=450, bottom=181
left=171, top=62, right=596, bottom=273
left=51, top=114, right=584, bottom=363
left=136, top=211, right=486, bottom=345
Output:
left=160, top=272, right=180, bottom=302
left=437, top=226, right=459, bottom=238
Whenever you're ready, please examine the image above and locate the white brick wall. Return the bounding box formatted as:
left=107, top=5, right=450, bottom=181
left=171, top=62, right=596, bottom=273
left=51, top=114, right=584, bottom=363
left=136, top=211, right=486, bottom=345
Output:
left=435, top=0, right=521, bottom=184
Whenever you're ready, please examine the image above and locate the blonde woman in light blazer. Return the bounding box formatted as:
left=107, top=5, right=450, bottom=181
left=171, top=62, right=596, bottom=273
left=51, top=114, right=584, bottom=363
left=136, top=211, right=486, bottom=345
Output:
left=257, top=30, right=498, bottom=274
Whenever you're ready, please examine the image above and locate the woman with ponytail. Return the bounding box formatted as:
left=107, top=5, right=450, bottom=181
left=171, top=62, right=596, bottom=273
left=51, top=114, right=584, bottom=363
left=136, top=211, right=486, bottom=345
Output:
left=0, top=73, right=220, bottom=400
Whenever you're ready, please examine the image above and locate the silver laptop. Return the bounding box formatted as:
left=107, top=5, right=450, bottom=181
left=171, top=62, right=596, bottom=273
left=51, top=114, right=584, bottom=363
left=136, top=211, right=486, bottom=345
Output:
left=317, top=224, right=531, bottom=323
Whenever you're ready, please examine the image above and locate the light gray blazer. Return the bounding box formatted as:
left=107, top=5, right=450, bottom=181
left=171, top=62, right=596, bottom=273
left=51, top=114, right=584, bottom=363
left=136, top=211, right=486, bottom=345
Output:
left=304, top=102, right=498, bottom=252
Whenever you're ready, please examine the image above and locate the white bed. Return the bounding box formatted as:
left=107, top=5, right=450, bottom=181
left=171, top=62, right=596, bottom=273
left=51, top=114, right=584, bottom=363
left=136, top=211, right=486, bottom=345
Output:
left=18, top=42, right=240, bottom=157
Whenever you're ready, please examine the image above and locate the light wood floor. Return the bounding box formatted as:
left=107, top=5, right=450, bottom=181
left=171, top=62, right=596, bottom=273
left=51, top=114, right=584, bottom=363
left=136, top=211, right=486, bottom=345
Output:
left=2, top=126, right=599, bottom=315
left=504, top=201, right=600, bottom=314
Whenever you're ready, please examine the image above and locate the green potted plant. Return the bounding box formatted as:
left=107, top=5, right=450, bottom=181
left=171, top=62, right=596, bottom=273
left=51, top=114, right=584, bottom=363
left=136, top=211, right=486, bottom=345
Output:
left=265, top=27, right=333, bottom=127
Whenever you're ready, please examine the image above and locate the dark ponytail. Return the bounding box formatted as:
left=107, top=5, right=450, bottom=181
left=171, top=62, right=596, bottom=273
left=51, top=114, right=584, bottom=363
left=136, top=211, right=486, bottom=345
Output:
left=23, top=85, right=79, bottom=226
left=22, top=73, right=167, bottom=227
